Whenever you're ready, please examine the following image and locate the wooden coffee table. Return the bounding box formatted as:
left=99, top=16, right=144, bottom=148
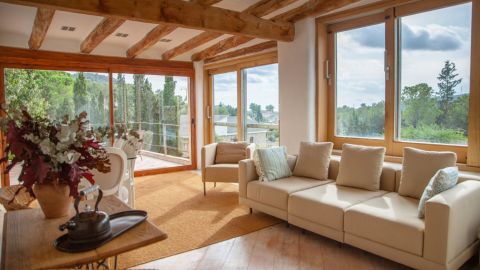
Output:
left=1, top=195, right=167, bottom=270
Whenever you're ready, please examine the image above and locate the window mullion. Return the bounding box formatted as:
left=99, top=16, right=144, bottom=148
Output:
left=384, top=8, right=396, bottom=155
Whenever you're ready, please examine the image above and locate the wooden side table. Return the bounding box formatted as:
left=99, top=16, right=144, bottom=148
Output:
left=1, top=196, right=166, bottom=270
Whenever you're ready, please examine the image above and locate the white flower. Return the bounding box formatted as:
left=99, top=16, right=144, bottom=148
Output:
left=56, top=125, right=76, bottom=143
left=23, top=134, right=41, bottom=144
left=56, top=150, right=81, bottom=164
left=39, top=138, right=56, bottom=156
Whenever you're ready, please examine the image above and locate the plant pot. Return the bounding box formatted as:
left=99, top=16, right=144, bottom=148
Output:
left=33, top=183, right=72, bottom=219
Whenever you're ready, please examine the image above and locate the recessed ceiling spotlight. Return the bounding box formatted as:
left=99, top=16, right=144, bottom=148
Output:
left=159, top=38, right=172, bottom=43
left=60, top=26, right=76, bottom=32
left=115, top=33, right=129, bottom=38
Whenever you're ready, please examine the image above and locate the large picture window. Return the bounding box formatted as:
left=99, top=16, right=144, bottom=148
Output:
left=335, top=23, right=385, bottom=139
left=397, top=3, right=471, bottom=145
left=206, top=56, right=279, bottom=148
left=244, top=64, right=279, bottom=148
left=325, top=0, right=477, bottom=164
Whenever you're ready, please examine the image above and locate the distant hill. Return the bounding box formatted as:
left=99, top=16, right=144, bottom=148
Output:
left=71, top=72, right=109, bottom=84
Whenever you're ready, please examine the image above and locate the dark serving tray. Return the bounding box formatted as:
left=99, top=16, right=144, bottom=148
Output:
left=54, top=210, right=148, bottom=253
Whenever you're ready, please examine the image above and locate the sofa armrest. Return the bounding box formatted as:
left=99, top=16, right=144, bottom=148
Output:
left=239, top=159, right=259, bottom=199
left=424, top=180, right=480, bottom=264
left=246, top=143, right=256, bottom=159
left=201, top=143, right=217, bottom=182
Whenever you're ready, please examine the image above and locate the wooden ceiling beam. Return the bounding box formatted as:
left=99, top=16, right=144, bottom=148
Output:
left=189, top=0, right=299, bottom=61
left=274, top=0, right=362, bottom=22
left=162, top=32, right=223, bottom=60
left=80, top=17, right=125, bottom=54
left=191, top=0, right=222, bottom=6
left=205, top=41, right=277, bottom=63
left=28, top=7, right=55, bottom=50
left=243, top=0, right=299, bottom=18
left=1, top=0, right=294, bottom=42
left=128, top=0, right=220, bottom=59
left=191, top=36, right=255, bottom=61
left=126, top=24, right=177, bottom=58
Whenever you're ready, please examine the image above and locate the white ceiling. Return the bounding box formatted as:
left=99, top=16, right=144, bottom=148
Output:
left=0, top=0, right=379, bottom=62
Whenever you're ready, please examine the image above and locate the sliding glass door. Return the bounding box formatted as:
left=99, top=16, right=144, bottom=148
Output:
left=2, top=68, right=195, bottom=185
left=113, top=73, right=192, bottom=171
left=4, top=68, right=110, bottom=184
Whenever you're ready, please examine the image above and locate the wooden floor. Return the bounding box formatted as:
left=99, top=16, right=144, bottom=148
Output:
left=133, top=220, right=479, bottom=270
left=132, top=222, right=406, bottom=270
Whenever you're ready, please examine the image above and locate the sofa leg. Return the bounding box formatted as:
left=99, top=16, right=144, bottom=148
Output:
left=214, top=182, right=217, bottom=188
left=249, top=208, right=253, bottom=214
left=286, top=222, right=290, bottom=228
left=203, top=182, right=206, bottom=196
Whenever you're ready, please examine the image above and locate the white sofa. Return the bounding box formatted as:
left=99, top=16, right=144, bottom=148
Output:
left=239, top=154, right=480, bottom=270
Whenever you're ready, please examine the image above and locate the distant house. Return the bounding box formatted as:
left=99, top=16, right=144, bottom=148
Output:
left=213, top=114, right=269, bottom=146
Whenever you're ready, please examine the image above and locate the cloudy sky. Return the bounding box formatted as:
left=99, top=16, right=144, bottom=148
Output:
left=213, top=63, right=279, bottom=112
left=336, top=2, right=472, bottom=108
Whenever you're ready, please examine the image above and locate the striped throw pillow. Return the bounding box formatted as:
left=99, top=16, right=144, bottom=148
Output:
left=253, top=147, right=292, bottom=182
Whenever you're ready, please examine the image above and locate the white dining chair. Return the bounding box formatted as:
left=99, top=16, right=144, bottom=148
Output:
left=91, top=147, right=127, bottom=196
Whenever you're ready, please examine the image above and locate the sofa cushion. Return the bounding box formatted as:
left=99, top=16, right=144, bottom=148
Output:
left=345, top=193, right=424, bottom=256
left=293, top=142, right=333, bottom=180
left=247, top=176, right=331, bottom=210
left=215, top=142, right=249, bottom=164
left=288, top=183, right=387, bottom=231
left=418, top=167, right=458, bottom=218
left=336, top=144, right=386, bottom=191
left=253, top=147, right=292, bottom=182
left=399, top=147, right=457, bottom=199
left=205, top=164, right=239, bottom=183
left=329, top=156, right=400, bottom=192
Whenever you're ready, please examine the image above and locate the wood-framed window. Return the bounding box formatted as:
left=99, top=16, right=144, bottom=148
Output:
left=319, top=0, right=480, bottom=167
left=0, top=46, right=197, bottom=186
left=203, top=51, right=280, bottom=148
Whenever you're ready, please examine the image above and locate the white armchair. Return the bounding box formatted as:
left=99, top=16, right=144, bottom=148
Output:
left=201, top=142, right=255, bottom=196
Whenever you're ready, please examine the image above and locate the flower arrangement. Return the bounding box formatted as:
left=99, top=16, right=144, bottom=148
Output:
left=0, top=109, right=111, bottom=197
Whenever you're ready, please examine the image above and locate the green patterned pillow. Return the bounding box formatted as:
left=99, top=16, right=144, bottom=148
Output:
left=253, top=147, right=292, bottom=182
left=417, top=167, right=458, bottom=218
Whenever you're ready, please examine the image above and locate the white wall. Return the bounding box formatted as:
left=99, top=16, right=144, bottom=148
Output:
left=194, top=61, right=204, bottom=169
left=278, top=18, right=317, bottom=154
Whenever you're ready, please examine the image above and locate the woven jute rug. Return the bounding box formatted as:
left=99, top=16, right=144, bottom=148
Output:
left=117, top=171, right=281, bottom=269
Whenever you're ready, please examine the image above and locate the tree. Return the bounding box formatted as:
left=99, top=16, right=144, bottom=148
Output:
left=73, top=72, right=88, bottom=114
left=249, top=103, right=264, bottom=122
left=437, top=60, right=462, bottom=125
left=133, top=74, right=145, bottom=129
left=445, top=94, right=469, bottom=135
left=401, top=83, right=440, bottom=128
left=114, top=73, right=127, bottom=124
left=161, top=76, right=178, bottom=155
left=266, top=104, right=274, bottom=112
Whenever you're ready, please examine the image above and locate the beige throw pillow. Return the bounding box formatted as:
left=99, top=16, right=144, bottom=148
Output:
left=398, top=147, right=457, bottom=199
left=293, top=142, right=333, bottom=180
left=336, top=144, right=386, bottom=191
left=215, top=142, right=249, bottom=164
